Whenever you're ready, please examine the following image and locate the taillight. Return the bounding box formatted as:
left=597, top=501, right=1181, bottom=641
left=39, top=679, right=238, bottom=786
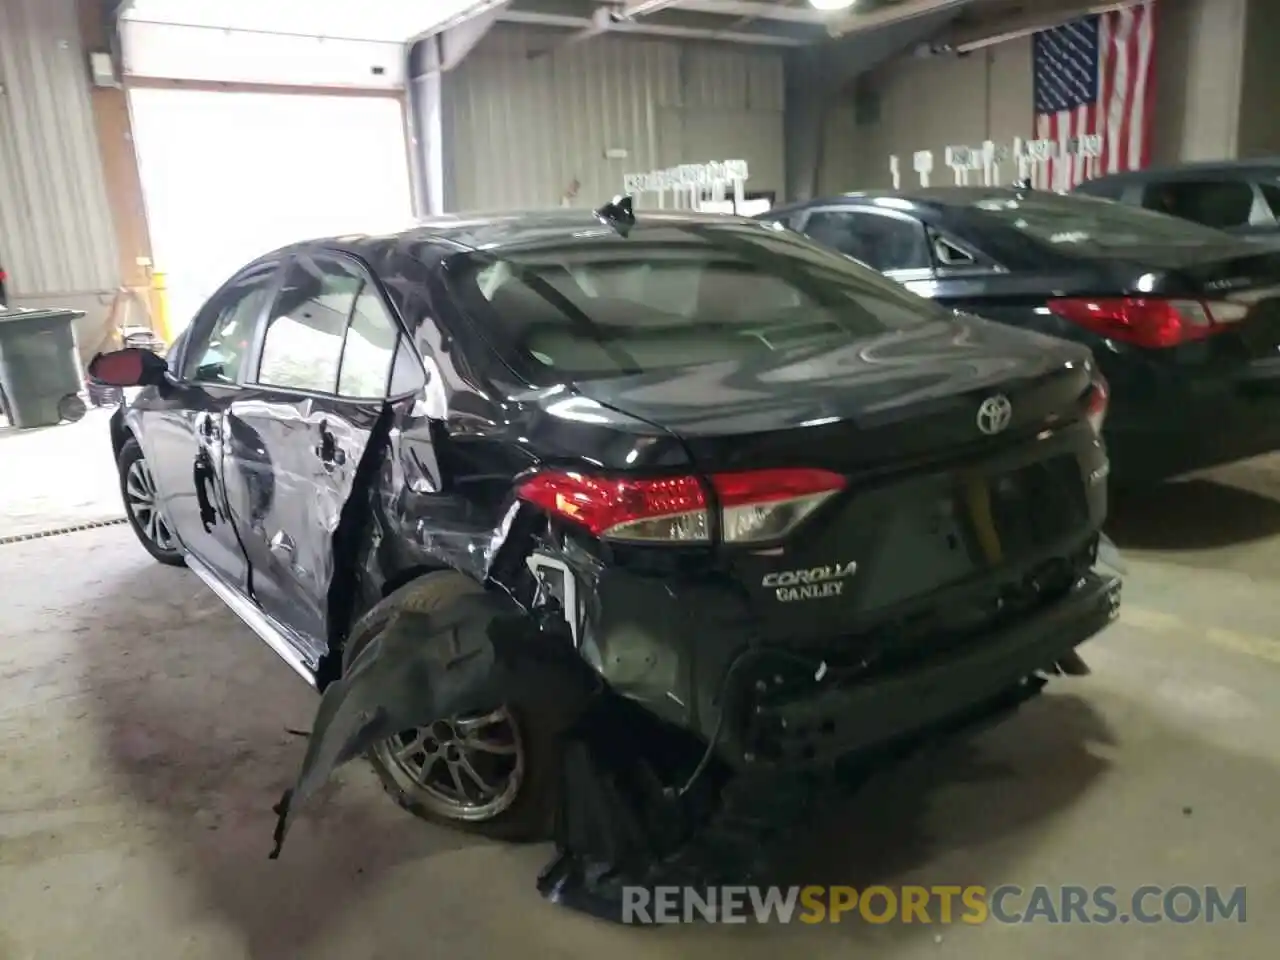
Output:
left=517, top=467, right=846, bottom=544
left=1046, top=297, right=1242, bottom=348
left=1085, top=370, right=1109, bottom=435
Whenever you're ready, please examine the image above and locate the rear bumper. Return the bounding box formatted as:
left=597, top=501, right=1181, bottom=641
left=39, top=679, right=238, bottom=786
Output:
left=1105, top=361, right=1280, bottom=482
left=720, top=571, right=1121, bottom=771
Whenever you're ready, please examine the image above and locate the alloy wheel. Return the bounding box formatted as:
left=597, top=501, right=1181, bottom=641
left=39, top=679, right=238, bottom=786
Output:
left=376, top=706, right=525, bottom=821
left=125, top=457, right=176, bottom=552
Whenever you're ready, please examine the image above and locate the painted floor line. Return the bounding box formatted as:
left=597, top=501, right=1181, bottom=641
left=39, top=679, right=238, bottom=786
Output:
left=1121, top=605, right=1280, bottom=664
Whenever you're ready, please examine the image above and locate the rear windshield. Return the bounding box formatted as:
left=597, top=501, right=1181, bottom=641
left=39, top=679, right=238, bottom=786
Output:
left=967, top=192, right=1235, bottom=252
left=445, top=222, right=950, bottom=380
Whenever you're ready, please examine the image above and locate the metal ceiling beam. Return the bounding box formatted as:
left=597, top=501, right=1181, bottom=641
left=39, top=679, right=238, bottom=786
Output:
left=505, top=7, right=809, bottom=47
left=826, top=0, right=979, bottom=38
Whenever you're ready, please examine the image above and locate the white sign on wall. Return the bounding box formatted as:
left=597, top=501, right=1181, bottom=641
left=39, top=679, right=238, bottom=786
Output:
left=623, top=159, right=749, bottom=211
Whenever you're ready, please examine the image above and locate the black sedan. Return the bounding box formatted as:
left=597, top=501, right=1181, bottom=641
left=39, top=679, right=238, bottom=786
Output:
left=88, top=206, right=1120, bottom=914
left=764, top=188, right=1280, bottom=485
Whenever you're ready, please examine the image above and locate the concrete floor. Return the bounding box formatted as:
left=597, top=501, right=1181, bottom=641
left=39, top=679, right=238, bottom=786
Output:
left=2, top=429, right=1279, bottom=958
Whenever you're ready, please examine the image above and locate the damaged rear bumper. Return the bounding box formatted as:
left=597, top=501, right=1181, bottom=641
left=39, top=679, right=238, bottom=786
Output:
left=724, top=571, right=1122, bottom=771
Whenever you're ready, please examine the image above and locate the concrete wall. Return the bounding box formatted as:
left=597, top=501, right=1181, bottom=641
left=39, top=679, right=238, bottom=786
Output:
left=0, top=0, right=120, bottom=348
left=439, top=25, right=786, bottom=212
left=834, top=0, right=1251, bottom=191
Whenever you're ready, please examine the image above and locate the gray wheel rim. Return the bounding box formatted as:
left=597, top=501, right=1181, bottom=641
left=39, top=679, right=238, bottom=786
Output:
left=125, top=457, right=176, bottom=552
left=376, top=706, right=525, bottom=822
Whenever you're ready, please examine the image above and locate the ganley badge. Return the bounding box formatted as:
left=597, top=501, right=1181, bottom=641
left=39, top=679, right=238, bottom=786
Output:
left=976, top=394, right=1013, bottom=435
left=762, top=561, right=858, bottom=603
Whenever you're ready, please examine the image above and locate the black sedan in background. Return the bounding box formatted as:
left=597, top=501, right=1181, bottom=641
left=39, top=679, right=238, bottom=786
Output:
left=87, top=207, right=1120, bottom=910
left=764, top=189, right=1280, bottom=485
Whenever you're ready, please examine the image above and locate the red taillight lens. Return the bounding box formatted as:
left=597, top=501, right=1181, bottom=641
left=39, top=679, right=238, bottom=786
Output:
left=1047, top=297, right=1225, bottom=348
left=1085, top=370, right=1109, bottom=435
left=517, top=467, right=846, bottom=544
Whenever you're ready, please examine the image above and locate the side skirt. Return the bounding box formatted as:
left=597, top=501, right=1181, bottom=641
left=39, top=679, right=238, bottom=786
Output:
left=186, top=554, right=320, bottom=688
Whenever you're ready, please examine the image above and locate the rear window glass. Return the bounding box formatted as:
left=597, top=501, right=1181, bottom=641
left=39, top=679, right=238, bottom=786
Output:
left=968, top=192, right=1233, bottom=252
left=445, top=223, right=950, bottom=380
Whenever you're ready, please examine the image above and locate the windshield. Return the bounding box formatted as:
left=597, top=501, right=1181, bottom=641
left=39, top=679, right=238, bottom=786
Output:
left=968, top=192, right=1237, bottom=252
left=446, top=222, right=949, bottom=380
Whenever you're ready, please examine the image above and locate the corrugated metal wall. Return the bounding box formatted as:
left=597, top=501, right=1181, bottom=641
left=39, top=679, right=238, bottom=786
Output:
left=0, top=0, right=118, bottom=301
left=441, top=25, right=785, bottom=212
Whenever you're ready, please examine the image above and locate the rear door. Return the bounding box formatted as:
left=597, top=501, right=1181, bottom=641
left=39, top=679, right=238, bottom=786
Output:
left=136, top=261, right=279, bottom=590
left=223, top=251, right=408, bottom=662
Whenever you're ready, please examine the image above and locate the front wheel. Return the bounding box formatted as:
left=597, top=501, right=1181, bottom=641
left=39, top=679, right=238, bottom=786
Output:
left=118, top=437, right=185, bottom=567
left=343, top=571, right=562, bottom=841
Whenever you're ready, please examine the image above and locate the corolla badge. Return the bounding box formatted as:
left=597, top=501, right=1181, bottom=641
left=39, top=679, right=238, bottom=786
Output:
left=762, top=561, right=857, bottom=603
left=976, top=394, right=1013, bottom=435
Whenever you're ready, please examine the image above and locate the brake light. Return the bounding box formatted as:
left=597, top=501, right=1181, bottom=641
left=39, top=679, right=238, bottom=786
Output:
left=1085, top=370, right=1109, bottom=435
left=1046, top=297, right=1230, bottom=348
left=517, top=467, right=846, bottom=544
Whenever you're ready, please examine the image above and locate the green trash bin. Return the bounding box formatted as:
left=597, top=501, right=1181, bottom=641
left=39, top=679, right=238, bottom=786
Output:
left=0, top=307, right=89, bottom=429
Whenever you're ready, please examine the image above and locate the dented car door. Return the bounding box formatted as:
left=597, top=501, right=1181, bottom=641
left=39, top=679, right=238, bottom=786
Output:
left=222, top=252, right=413, bottom=664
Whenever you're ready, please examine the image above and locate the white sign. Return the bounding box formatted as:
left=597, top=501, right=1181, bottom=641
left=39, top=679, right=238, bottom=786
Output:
left=623, top=159, right=748, bottom=195
left=945, top=145, right=985, bottom=171
left=912, top=150, right=934, bottom=174
left=1026, top=139, right=1058, bottom=161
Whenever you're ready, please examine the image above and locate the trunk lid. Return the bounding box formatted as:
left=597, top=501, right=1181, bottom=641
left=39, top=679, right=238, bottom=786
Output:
left=572, top=314, right=1096, bottom=473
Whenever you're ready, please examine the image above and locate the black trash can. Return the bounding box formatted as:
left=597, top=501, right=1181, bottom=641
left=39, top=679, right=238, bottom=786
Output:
left=0, top=307, right=89, bottom=429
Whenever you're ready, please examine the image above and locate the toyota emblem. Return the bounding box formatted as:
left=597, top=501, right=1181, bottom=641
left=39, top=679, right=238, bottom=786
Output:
left=976, top=394, right=1013, bottom=435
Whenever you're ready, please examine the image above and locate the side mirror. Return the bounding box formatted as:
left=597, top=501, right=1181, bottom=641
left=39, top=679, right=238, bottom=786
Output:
left=87, top=347, right=169, bottom=387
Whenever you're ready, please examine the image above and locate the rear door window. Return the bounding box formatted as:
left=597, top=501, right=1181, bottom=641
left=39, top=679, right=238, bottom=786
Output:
left=1140, top=179, right=1256, bottom=229
left=447, top=223, right=951, bottom=381
left=255, top=255, right=362, bottom=394
left=800, top=210, right=932, bottom=272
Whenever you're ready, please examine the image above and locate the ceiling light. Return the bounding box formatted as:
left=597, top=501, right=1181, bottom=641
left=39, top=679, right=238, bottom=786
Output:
left=809, top=0, right=856, bottom=10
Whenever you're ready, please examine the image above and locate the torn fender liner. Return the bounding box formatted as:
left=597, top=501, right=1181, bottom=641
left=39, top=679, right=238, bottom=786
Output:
left=269, top=590, right=585, bottom=858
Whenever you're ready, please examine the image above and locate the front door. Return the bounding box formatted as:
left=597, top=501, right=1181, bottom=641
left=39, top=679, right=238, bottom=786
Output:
left=224, top=251, right=411, bottom=657
left=136, top=262, right=280, bottom=590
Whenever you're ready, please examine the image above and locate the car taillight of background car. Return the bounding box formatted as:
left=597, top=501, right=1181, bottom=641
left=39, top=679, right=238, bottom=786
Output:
left=1046, top=296, right=1250, bottom=349
left=517, top=467, right=847, bottom=544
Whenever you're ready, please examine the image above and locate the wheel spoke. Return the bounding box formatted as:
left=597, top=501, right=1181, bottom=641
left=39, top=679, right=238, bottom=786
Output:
left=456, top=753, right=492, bottom=795
left=394, top=731, right=428, bottom=761
left=126, top=473, right=150, bottom=502
left=458, top=733, right=517, bottom=755
left=446, top=760, right=468, bottom=800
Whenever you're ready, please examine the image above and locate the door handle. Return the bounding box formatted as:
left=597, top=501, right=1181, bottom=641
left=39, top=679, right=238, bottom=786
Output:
left=197, top=413, right=221, bottom=442
left=314, top=423, right=347, bottom=470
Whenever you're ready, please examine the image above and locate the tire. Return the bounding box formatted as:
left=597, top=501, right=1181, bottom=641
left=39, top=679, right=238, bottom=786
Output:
left=118, top=437, right=186, bottom=567
left=343, top=571, right=563, bottom=842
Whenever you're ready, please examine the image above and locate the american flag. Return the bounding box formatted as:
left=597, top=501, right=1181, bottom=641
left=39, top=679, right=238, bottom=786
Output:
left=1032, top=2, right=1157, bottom=191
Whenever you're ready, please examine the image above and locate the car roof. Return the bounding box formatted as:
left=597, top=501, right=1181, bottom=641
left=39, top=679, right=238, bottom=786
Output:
left=772, top=186, right=1084, bottom=217
left=1075, top=157, right=1280, bottom=187
left=273, top=208, right=762, bottom=262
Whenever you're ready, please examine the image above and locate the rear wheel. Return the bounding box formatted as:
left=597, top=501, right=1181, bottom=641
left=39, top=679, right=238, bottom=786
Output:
left=118, top=437, right=185, bottom=566
left=343, top=571, right=561, bottom=841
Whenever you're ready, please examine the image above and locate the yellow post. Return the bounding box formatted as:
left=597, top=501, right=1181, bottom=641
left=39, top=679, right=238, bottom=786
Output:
left=149, top=270, right=172, bottom=345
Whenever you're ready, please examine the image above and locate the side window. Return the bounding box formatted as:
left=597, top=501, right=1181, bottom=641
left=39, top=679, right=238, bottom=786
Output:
left=1141, top=179, right=1255, bottom=229
left=801, top=211, right=931, bottom=272
left=337, top=287, right=402, bottom=398
left=931, top=233, right=978, bottom=268
left=256, top=255, right=362, bottom=393
left=182, top=270, right=275, bottom=384
left=387, top=335, right=427, bottom=396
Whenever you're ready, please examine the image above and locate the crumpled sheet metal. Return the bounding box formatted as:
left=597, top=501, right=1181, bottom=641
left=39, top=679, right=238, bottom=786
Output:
left=268, top=590, right=588, bottom=858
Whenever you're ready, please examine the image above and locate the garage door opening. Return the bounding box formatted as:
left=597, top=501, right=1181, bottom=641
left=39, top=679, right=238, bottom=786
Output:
left=128, top=88, right=413, bottom=336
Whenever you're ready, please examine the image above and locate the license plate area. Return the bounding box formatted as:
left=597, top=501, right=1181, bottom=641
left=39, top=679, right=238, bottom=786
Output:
left=956, top=455, right=1087, bottom=567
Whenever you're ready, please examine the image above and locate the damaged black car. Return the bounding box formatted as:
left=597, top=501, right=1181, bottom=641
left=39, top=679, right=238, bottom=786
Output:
left=88, top=203, right=1122, bottom=921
